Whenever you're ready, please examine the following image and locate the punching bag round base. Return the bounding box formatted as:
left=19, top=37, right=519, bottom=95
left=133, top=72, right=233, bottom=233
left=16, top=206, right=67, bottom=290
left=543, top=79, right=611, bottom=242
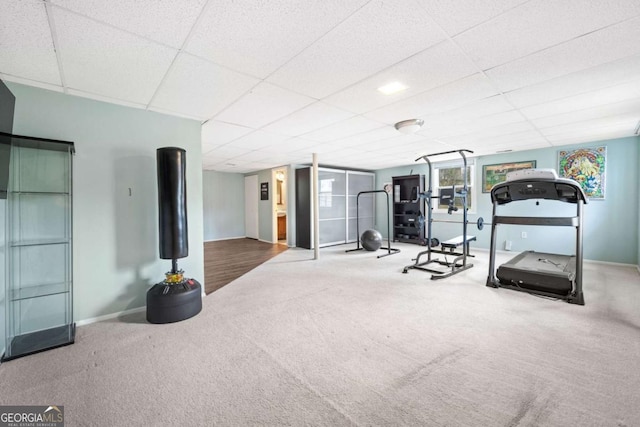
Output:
left=146, top=279, right=202, bottom=324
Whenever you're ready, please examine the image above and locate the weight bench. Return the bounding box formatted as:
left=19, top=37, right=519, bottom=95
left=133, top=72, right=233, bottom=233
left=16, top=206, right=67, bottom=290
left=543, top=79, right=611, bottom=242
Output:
left=440, top=235, right=476, bottom=254
left=403, top=234, right=476, bottom=279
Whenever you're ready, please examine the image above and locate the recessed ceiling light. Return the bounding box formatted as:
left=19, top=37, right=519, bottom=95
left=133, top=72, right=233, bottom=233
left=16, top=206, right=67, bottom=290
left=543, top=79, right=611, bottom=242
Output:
left=377, top=81, right=408, bottom=95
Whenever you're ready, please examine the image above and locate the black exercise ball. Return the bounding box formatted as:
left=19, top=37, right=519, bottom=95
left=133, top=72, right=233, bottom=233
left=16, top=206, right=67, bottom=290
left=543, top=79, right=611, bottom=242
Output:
left=361, top=229, right=383, bottom=251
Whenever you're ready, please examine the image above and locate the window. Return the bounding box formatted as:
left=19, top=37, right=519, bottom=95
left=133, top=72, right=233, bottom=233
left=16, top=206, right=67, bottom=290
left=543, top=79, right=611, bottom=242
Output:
left=319, top=178, right=334, bottom=207
left=434, top=163, right=475, bottom=213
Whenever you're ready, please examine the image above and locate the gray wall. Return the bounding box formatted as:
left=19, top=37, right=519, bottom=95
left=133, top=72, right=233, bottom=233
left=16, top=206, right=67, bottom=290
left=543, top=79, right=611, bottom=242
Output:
left=202, top=170, right=245, bottom=241
left=0, top=199, right=5, bottom=357
left=7, top=82, right=204, bottom=322
left=376, top=136, right=639, bottom=264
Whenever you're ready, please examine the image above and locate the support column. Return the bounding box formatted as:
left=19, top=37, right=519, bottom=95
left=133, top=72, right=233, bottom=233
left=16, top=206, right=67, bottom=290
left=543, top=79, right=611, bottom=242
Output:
left=312, top=153, right=320, bottom=260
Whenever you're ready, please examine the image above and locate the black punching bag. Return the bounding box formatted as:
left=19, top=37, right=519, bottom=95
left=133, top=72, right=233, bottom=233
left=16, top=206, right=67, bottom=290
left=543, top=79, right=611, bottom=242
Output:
left=148, top=146, right=202, bottom=324
left=157, top=147, right=188, bottom=260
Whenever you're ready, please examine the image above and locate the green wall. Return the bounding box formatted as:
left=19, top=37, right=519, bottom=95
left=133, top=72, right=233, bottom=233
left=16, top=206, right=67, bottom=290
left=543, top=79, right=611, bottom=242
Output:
left=202, top=171, right=245, bottom=241
left=7, top=82, right=204, bottom=322
left=376, top=137, right=639, bottom=264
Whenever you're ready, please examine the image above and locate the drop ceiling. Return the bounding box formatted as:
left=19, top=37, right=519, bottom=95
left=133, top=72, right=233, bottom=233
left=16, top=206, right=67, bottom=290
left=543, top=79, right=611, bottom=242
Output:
left=2, top=0, right=640, bottom=173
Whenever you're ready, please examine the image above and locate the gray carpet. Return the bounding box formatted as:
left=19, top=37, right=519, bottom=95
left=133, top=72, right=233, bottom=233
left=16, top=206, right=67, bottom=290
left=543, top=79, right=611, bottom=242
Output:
left=1, top=243, right=639, bottom=426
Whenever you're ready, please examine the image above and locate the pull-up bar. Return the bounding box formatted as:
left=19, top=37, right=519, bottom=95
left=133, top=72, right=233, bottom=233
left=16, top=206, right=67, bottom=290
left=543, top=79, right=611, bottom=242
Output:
left=346, top=189, right=400, bottom=258
left=414, top=149, right=474, bottom=162
left=403, top=148, right=475, bottom=279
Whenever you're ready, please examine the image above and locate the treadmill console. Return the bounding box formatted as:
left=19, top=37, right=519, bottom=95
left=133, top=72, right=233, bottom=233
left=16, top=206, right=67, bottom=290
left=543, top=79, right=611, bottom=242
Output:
left=492, top=179, right=587, bottom=204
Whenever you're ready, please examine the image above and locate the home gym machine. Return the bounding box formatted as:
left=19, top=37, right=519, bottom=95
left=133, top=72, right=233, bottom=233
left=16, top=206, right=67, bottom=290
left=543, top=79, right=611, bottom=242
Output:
left=346, top=189, right=400, bottom=258
left=403, top=149, right=476, bottom=279
left=486, top=169, right=587, bottom=305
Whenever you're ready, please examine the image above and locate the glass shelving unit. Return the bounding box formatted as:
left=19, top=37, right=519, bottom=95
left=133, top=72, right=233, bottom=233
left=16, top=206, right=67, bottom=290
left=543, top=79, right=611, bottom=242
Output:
left=2, top=132, right=75, bottom=361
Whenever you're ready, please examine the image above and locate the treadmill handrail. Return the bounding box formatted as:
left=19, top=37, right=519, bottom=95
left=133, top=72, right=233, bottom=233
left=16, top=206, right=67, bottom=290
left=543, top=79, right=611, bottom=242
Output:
left=493, top=215, right=578, bottom=227
left=490, top=177, right=588, bottom=205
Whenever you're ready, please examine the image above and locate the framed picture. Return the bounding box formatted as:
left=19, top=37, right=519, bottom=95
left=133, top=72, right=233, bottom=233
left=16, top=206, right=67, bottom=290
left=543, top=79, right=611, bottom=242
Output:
left=558, top=146, right=606, bottom=200
left=260, top=182, right=269, bottom=200
left=482, top=161, right=537, bottom=193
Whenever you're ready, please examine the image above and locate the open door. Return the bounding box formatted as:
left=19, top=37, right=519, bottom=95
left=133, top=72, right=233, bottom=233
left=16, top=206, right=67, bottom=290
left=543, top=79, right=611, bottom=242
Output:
left=272, top=168, right=287, bottom=245
left=244, top=175, right=258, bottom=239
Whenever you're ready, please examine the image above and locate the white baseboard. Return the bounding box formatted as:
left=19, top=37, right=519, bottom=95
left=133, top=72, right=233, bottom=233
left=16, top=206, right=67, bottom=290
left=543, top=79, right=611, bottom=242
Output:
left=204, top=236, right=246, bottom=242
left=75, top=294, right=207, bottom=327
left=75, top=306, right=146, bottom=327
left=585, top=259, right=638, bottom=268
left=472, top=247, right=637, bottom=268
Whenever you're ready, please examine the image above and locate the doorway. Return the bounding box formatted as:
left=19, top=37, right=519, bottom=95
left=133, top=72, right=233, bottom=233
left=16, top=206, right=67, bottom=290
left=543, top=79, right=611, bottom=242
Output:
left=272, top=168, right=287, bottom=245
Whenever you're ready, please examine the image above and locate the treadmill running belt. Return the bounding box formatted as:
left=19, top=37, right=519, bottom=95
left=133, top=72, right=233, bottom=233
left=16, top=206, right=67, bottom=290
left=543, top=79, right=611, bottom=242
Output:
left=496, top=250, right=576, bottom=296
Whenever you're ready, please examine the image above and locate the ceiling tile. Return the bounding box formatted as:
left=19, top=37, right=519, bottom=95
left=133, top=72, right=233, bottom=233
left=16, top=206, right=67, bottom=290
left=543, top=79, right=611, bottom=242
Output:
left=331, top=132, right=425, bottom=150
left=296, top=143, right=345, bottom=155
left=231, top=150, right=279, bottom=163
left=520, top=79, right=640, bottom=120
left=50, top=0, right=206, bottom=48
left=185, top=0, right=369, bottom=79
left=471, top=141, right=551, bottom=156
left=301, top=116, right=385, bottom=142
left=548, top=129, right=635, bottom=146
left=401, top=140, right=459, bottom=158
left=201, top=120, right=254, bottom=148
left=66, top=88, right=146, bottom=110
left=321, top=125, right=402, bottom=148
left=422, top=111, right=526, bottom=139
left=323, top=40, right=478, bottom=114
left=227, top=130, right=290, bottom=151
left=485, top=16, right=640, bottom=92
left=0, top=0, right=61, bottom=85
left=53, top=8, right=177, bottom=105
left=418, top=0, right=529, bottom=36
left=263, top=102, right=354, bottom=136
left=146, top=105, right=208, bottom=122
left=530, top=98, right=640, bottom=129
left=454, top=0, right=640, bottom=69
left=465, top=130, right=548, bottom=147
left=261, top=137, right=323, bottom=154
left=505, top=54, right=640, bottom=108
left=317, top=147, right=366, bottom=162
left=539, top=115, right=639, bottom=138
left=435, top=121, right=538, bottom=147
left=418, top=95, right=516, bottom=133
left=5, top=0, right=640, bottom=174
left=267, top=0, right=446, bottom=98
left=364, top=73, right=499, bottom=124
left=203, top=143, right=252, bottom=159
left=150, top=52, right=259, bottom=119
left=214, top=82, right=315, bottom=128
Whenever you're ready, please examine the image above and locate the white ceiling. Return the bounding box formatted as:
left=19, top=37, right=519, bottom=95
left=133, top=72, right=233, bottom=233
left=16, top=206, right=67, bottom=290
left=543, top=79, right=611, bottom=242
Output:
left=2, top=0, right=640, bottom=173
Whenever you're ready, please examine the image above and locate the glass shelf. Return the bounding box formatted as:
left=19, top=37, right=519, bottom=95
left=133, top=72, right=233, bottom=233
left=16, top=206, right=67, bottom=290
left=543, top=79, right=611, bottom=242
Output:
left=10, top=238, right=70, bottom=247
left=10, top=282, right=70, bottom=301
left=9, top=191, right=70, bottom=195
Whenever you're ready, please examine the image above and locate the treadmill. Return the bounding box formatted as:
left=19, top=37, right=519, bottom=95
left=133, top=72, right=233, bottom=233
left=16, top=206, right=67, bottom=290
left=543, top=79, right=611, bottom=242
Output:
left=485, top=169, right=588, bottom=305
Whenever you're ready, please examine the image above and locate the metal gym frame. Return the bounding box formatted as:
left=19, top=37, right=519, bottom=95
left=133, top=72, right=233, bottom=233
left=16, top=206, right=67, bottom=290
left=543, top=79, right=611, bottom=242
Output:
left=403, top=149, right=475, bottom=279
left=346, top=189, right=400, bottom=258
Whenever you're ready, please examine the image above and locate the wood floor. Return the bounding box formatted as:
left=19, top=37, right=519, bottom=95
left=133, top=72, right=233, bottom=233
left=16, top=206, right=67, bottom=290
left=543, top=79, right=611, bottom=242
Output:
left=203, top=238, right=288, bottom=294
